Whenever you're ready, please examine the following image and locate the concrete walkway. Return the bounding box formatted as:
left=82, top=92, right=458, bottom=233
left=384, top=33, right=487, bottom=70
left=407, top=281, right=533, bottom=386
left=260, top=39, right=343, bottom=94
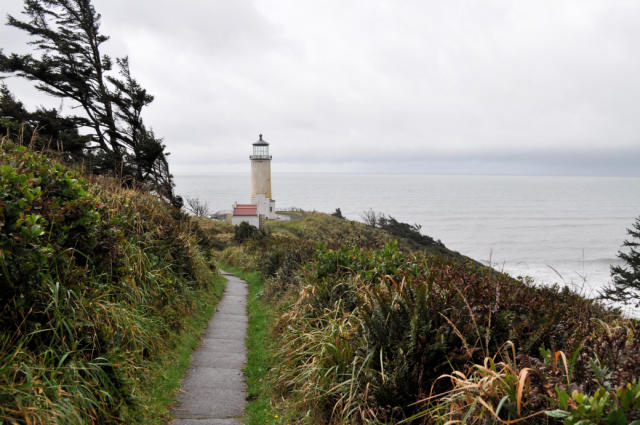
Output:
left=171, top=271, right=248, bottom=425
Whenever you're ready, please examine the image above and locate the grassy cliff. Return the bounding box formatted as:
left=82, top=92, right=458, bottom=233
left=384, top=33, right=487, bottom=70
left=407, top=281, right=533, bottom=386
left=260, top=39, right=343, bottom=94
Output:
left=0, top=142, right=223, bottom=424
left=212, top=211, right=640, bottom=424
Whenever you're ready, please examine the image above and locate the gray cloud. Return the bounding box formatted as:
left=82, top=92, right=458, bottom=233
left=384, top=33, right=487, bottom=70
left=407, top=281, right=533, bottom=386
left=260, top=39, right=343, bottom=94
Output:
left=1, top=0, right=639, bottom=175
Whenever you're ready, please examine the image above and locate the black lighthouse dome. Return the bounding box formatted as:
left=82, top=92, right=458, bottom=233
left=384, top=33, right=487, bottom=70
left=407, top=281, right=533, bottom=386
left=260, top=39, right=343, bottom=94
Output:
left=253, top=134, right=269, bottom=146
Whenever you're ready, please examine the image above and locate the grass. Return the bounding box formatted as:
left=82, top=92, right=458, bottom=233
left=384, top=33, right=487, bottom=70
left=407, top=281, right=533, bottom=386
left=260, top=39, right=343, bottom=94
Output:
left=140, top=273, right=227, bottom=423
left=264, top=211, right=467, bottom=261
left=217, top=263, right=280, bottom=425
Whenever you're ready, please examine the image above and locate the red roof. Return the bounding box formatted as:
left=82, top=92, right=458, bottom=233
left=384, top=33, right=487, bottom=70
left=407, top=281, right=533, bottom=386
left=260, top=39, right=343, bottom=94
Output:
left=233, top=204, right=257, bottom=216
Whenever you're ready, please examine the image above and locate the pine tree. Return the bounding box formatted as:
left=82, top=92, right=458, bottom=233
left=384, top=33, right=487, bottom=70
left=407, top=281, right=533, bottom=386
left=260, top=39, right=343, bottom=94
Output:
left=601, top=216, right=640, bottom=304
left=0, top=83, right=89, bottom=160
left=331, top=208, right=345, bottom=219
left=0, top=0, right=180, bottom=206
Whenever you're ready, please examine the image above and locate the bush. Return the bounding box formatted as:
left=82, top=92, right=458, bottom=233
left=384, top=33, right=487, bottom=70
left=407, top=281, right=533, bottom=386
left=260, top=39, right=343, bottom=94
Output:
left=0, top=143, right=108, bottom=330
left=233, top=221, right=264, bottom=243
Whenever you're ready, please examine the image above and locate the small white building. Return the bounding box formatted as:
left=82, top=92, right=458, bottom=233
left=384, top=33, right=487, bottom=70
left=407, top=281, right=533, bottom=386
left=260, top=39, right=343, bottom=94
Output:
left=231, top=134, right=282, bottom=228
left=231, top=203, right=260, bottom=227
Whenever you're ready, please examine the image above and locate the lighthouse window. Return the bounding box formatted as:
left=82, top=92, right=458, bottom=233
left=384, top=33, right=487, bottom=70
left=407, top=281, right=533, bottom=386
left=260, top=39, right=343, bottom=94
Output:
left=254, top=146, right=269, bottom=157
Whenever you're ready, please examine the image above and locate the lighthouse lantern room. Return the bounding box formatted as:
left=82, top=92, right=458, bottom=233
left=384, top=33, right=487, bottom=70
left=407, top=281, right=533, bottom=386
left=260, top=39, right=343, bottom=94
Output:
left=250, top=135, right=271, bottom=159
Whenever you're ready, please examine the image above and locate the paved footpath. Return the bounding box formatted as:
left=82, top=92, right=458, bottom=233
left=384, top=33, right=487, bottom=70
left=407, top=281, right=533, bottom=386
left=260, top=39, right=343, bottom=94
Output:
left=171, top=271, right=248, bottom=425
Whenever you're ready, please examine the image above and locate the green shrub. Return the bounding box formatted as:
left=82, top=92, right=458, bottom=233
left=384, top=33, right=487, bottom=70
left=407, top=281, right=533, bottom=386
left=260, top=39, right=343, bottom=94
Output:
left=0, top=145, right=105, bottom=328
left=233, top=221, right=264, bottom=243
left=549, top=381, right=640, bottom=425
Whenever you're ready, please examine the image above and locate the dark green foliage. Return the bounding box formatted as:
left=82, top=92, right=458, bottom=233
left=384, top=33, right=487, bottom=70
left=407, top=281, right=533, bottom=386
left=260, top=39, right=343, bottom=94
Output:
left=359, top=277, right=455, bottom=409
left=233, top=221, right=264, bottom=243
left=0, top=84, right=90, bottom=160
left=376, top=214, right=445, bottom=250
left=331, top=207, right=344, bottom=219
left=191, top=218, right=228, bottom=252
left=0, top=143, right=105, bottom=330
left=255, top=238, right=314, bottom=280
left=601, top=215, right=640, bottom=305
left=237, top=234, right=316, bottom=285
left=0, top=142, right=216, bottom=423
left=361, top=209, right=446, bottom=251
left=550, top=381, right=640, bottom=425
left=0, top=0, right=180, bottom=206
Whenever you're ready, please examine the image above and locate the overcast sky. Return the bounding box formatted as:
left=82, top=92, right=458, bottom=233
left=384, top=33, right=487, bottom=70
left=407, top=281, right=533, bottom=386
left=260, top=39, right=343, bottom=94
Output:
left=2, top=0, right=640, bottom=175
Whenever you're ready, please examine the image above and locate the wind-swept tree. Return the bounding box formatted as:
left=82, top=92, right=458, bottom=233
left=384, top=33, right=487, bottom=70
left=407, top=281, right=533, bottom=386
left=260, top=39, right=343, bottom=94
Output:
left=1, top=0, right=120, bottom=160
left=601, top=215, right=640, bottom=305
left=0, top=0, right=180, bottom=206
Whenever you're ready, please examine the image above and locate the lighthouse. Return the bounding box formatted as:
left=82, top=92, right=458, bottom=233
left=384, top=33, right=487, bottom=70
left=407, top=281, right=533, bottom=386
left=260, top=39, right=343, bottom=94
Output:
left=231, top=134, right=279, bottom=227
left=250, top=134, right=272, bottom=200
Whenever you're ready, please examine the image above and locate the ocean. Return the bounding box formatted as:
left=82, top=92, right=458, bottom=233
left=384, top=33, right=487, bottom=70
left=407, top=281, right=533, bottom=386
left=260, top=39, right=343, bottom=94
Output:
left=175, top=173, right=640, bottom=303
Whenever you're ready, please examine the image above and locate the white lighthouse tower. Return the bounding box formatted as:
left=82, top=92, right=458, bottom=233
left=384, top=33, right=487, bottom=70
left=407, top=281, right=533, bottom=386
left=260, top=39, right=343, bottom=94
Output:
left=250, top=134, right=276, bottom=219
left=231, top=134, right=278, bottom=227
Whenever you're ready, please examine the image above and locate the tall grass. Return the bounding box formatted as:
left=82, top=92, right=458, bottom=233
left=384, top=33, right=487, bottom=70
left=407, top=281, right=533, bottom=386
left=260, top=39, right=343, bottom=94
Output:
left=0, top=140, right=222, bottom=424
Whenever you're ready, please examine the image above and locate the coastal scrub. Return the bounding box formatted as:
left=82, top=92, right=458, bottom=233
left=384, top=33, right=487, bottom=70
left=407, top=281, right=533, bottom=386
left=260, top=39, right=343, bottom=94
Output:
left=0, top=141, right=221, bottom=424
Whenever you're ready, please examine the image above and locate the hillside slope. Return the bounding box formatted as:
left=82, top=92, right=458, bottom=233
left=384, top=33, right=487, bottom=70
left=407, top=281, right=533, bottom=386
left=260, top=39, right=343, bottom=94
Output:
left=0, top=142, right=221, bottom=424
left=210, top=212, right=639, bottom=424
